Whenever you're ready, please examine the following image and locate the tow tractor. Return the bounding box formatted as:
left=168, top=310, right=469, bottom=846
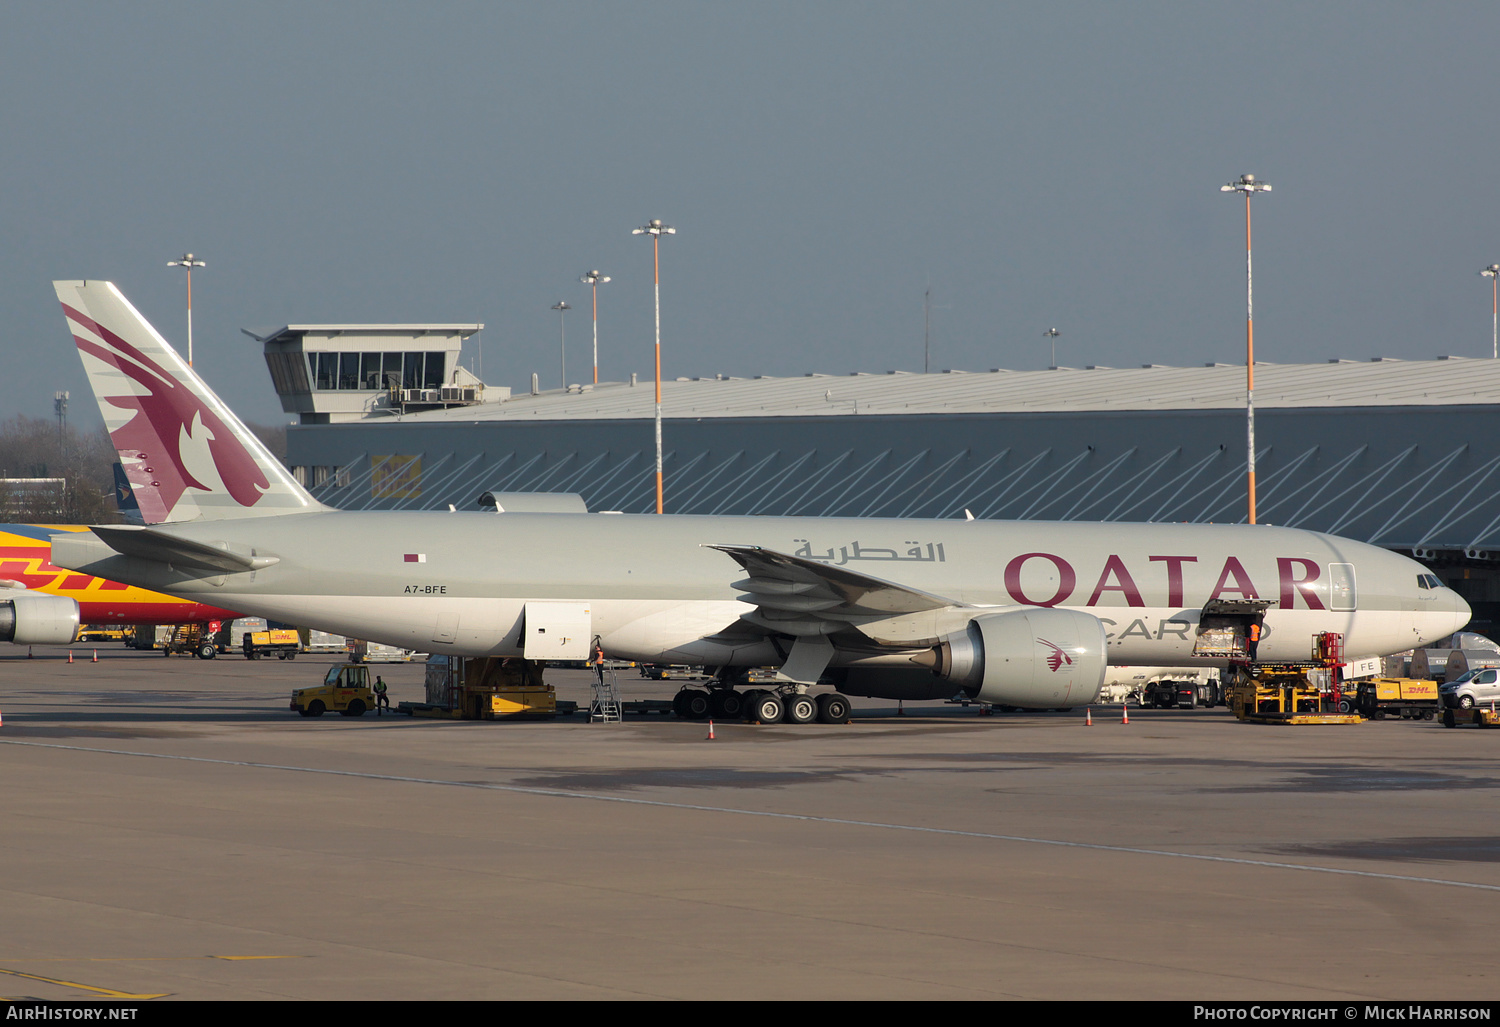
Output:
left=290, top=664, right=377, bottom=718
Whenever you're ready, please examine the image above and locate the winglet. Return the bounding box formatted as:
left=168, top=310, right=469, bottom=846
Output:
left=55, top=280, right=324, bottom=523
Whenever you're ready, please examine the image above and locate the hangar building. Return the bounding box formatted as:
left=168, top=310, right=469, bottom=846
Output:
left=267, top=339, right=1500, bottom=633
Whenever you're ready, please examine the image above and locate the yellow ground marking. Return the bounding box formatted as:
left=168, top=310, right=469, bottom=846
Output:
left=0, top=967, right=168, bottom=999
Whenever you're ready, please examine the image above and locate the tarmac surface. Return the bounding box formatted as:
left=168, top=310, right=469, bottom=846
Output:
left=1, top=645, right=1497, bottom=1001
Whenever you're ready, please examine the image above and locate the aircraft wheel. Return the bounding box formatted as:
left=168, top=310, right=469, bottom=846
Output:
left=197, top=643, right=217, bottom=660
left=674, top=689, right=710, bottom=720
left=783, top=693, right=817, bottom=724
left=746, top=691, right=782, bottom=725
left=1338, top=698, right=1353, bottom=714
left=307, top=700, right=326, bottom=718
left=708, top=690, right=743, bottom=720
left=816, top=692, right=851, bottom=724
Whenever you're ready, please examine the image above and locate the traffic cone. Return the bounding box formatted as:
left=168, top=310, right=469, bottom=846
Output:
left=0, top=708, right=4, bottom=727
left=1121, top=703, right=1129, bottom=725
left=67, top=649, right=73, bottom=664
left=92, top=649, right=98, bottom=663
left=1085, top=707, right=1093, bottom=727
left=706, top=719, right=716, bottom=740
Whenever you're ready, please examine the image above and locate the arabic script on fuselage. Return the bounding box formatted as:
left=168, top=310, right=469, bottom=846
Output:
left=793, top=539, right=947, bottom=565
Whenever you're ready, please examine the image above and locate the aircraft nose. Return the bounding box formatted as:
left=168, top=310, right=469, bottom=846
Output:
left=1450, top=588, right=1473, bottom=633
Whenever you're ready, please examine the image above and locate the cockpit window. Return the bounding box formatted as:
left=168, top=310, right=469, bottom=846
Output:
left=1417, top=574, right=1443, bottom=590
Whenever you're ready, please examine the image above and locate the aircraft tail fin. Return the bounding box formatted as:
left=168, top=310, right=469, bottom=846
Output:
left=55, top=280, right=324, bottom=524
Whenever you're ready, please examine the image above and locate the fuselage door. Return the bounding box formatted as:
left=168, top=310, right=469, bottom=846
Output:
left=1328, top=563, right=1357, bottom=612
left=1192, top=598, right=1277, bottom=659
left=522, top=601, right=593, bottom=661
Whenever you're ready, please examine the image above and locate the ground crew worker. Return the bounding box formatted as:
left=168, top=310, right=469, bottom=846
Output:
left=591, top=637, right=606, bottom=685
left=374, top=675, right=389, bottom=715
left=1246, top=622, right=1262, bottom=662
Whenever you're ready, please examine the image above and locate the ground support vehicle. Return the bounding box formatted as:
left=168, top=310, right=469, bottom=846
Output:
left=161, top=622, right=225, bottom=660
left=1352, top=677, right=1438, bottom=720
left=78, top=625, right=126, bottom=643
left=639, top=663, right=705, bottom=681
left=404, top=655, right=559, bottom=720
left=1441, top=706, right=1500, bottom=728
left=1439, top=667, right=1500, bottom=712
left=1227, top=668, right=1362, bottom=725
left=243, top=629, right=300, bottom=660
left=1142, top=678, right=1222, bottom=709
left=290, top=664, right=376, bottom=717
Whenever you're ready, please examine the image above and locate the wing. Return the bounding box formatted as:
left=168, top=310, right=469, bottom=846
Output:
left=705, top=544, right=975, bottom=683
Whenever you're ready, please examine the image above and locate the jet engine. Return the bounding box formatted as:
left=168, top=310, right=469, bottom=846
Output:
left=0, top=593, right=81, bottom=645
left=917, top=607, right=1107, bottom=708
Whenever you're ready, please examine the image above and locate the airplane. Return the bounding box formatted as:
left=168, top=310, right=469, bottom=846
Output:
left=0, top=524, right=241, bottom=649
left=46, top=279, right=1471, bottom=720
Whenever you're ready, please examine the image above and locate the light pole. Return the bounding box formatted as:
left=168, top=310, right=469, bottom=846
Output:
left=632, top=219, right=675, bottom=514
left=1220, top=173, right=1271, bottom=525
left=580, top=270, right=611, bottom=384
left=166, top=252, right=206, bottom=366
left=1044, top=328, right=1060, bottom=369
left=551, top=301, right=571, bottom=389
left=1482, top=265, right=1500, bottom=360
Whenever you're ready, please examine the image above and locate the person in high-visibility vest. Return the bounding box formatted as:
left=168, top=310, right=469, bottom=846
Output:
left=591, top=637, right=606, bottom=685
left=373, top=675, right=390, bottom=715
left=1246, top=622, right=1262, bottom=663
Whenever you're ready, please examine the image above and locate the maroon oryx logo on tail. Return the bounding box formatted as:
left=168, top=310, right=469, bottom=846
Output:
left=1037, top=638, right=1073, bottom=673
left=62, top=301, right=269, bottom=522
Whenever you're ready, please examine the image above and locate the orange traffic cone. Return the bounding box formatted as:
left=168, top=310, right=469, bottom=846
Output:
left=1085, top=707, right=1093, bottom=726
left=92, top=649, right=98, bottom=663
left=67, top=649, right=73, bottom=664
left=1121, top=703, right=1129, bottom=725
left=706, top=719, right=716, bottom=740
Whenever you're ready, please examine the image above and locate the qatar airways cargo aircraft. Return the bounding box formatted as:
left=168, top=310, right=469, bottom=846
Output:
left=47, top=280, right=1469, bottom=721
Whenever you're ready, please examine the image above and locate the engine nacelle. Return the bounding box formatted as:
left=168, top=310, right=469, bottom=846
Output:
left=924, top=607, right=1107, bottom=708
left=0, top=593, right=81, bottom=645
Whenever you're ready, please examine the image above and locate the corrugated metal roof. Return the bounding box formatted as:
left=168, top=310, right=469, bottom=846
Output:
left=402, top=356, right=1500, bottom=422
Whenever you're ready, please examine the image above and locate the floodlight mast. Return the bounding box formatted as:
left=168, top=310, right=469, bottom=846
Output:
left=551, top=301, right=571, bottom=390
left=1044, top=327, right=1060, bottom=369
left=166, top=253, right=206, bottom=367
left=1482, top=265, right=1500, bottom=360
left=580, top=271, right=611, bottom=384
left=1220, top=174, right=1271, bottom=525
left=632, top=219, right=675, bottom=514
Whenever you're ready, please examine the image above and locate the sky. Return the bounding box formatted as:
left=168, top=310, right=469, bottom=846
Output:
left=4, top=1, right=1499, bottom=429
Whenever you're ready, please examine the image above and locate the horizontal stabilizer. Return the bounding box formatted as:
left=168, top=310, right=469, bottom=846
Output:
left=91, top=525, right=279, bottom=574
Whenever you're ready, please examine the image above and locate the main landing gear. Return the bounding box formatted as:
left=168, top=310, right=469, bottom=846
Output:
left=672, top=685, right=852, bottom=725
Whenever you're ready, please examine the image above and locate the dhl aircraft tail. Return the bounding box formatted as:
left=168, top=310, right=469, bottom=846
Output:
left=54, top=280, right=324, bottom=524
